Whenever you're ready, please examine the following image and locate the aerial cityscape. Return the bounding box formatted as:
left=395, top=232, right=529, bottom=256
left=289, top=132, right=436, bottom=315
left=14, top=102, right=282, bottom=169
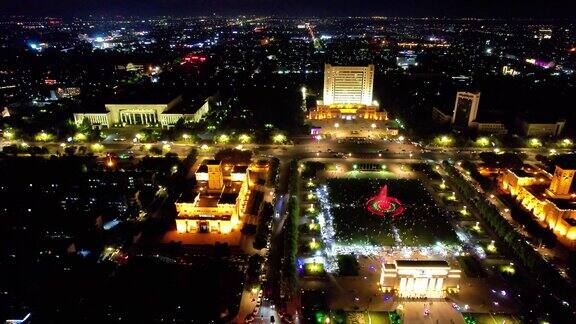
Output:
left=1, top=1, right=576, bottom=323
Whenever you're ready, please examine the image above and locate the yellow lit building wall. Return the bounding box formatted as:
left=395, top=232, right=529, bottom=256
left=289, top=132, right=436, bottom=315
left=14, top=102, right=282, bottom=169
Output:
left=207, top=163, right=224, bottom=191
left=501, top=168, right=576, bottom=248
left=175, top=163, right=264, bottom=235
left=549, top=166, right=576, bottom=196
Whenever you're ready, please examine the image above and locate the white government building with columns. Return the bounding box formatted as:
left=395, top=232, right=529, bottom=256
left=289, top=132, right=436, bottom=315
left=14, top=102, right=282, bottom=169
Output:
left=380, top=260, right=461, bottom=298
left=73, top=95, right=209, bottom=128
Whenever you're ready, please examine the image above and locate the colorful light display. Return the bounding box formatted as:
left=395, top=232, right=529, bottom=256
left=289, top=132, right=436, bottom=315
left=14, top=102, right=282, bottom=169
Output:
left=366, top=185, right=405, bottom=217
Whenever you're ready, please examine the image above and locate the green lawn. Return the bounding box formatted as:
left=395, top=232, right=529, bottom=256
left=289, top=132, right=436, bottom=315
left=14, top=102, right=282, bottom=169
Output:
left=464, top=313, right=521, bottom=324
left=366, top=312, right=392, bottom=324
left=327, top=178, right=458, bottom=246
left=457, top=256, right=486, bottom=278
left=345, top=312, right=392, bottom=324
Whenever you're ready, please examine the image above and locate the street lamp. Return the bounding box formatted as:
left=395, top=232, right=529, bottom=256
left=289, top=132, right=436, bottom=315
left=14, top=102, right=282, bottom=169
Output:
left=476, top=137, right=490, bottom=147
left=35, top=131, right=52, bottom=142
left=529, top=138, right=542, bottom=148
left=74, top=133, right=87, bottom=142
left=217, top=134, right=230, bottom=144
left=561, top=138, right=573, bottom=148
left=272, top=134, right=286, bottom=144
left=3, top=130, right=14, bottom=140
left=91, top=143, right=104, bottom=152
left=238, top=134, right=251, bottom=144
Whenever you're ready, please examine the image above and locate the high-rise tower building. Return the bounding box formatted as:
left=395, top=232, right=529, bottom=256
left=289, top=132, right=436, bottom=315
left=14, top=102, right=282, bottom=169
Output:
left=322, top=64, right=374, bottom=105
left=451, top=91, right=481, bottom=127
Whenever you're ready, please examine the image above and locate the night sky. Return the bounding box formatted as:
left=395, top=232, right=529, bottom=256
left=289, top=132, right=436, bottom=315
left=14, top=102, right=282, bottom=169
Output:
left=2, top=0, right=576, bottom=18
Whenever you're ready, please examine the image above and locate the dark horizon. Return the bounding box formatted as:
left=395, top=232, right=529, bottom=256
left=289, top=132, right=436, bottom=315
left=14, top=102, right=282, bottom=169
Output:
left=2, top=0, right=576, bottom=19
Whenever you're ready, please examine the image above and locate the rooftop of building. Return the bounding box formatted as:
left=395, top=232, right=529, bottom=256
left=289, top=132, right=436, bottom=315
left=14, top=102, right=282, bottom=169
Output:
left=75, top=85, right=210, bottom=114
left=395, top=260, right=450, bottom=268
left=196, top=162, right=249, bottom=174
left=510, top=168, right=534, bottom=178
left=525, top=184, right=550, bottom=198
left=232, top=165, right=249, bottom=173
left=509, top=166, right=549, bottom=180
left=219, top=192, right=240, bottom=205
left=547, top=198, right=576, bottom=211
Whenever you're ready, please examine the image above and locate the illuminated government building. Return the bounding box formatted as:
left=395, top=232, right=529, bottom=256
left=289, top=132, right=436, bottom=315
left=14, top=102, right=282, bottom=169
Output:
left=73, top=93, right=209, bottom=128
left=307, top=64, right=397, bottom=138
left=322, top=64, right=374, bottom=106
left=174, top=159, right=268, bottom=236
left=502, top=165, right=576, bottom=248
left=380, top=260, right=461, bottom=298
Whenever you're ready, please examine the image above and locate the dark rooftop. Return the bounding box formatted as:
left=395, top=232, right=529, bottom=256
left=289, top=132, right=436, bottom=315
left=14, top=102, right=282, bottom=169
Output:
left=526, top=184, right=549, bottom=197
left=547, top=198, right=576, bottom=211
left=395, top=260, right=450, bottom=268
left=205, top=159, right=221, bottom=165
left=232, top=165, right=248, bottom=173
left=196, top=164, right=208, bottom=173
left=510, top=169, right=533, bottom=178
left=218, top=192, right=239, bottom=205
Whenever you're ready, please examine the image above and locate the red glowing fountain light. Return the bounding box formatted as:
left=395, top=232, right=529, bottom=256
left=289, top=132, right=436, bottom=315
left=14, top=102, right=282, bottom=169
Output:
left=366, top=185, right=405, bottom=218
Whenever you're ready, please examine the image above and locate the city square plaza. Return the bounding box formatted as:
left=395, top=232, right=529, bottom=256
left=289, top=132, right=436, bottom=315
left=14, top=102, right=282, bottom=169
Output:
left=299, top=160, right=518, bottom=318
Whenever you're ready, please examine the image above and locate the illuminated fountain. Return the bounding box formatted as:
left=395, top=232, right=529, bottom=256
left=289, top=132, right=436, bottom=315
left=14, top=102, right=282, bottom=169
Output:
left=366, top=185, right=405, bottom=218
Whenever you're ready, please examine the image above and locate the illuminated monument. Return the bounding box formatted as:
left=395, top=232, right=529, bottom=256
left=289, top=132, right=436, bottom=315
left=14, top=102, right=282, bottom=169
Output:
left=501, top=165, right=576, bottom=248
left=366, top=185, right=405, bottom=218
left=175, top=159, right=268, bottom=236
left=307, top=64, right=397, bottom=138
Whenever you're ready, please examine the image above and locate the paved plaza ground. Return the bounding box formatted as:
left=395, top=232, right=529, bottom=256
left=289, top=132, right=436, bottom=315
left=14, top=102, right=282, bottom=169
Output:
left=401, top=302, right=464, bottom=324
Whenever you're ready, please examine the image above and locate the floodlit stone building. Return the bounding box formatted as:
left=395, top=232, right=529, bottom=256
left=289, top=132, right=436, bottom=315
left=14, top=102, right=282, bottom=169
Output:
left=73, top=94, right=209, bottom=128
left=502, top=165, right=576, bottom=248
left=380, top=260, right=461, bottom=298
left=175, top=159, right=268, bottom=235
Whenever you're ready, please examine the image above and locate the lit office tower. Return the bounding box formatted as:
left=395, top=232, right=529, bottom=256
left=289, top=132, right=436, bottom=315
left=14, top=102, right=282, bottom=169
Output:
left=323, top=64, right=374, bottom=105
left=451, top=91, right=481, bottom=127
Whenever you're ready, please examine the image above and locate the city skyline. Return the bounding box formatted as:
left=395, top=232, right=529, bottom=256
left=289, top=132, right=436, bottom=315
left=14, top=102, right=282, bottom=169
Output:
left=2, top=0, right=576, bottom=18
left=1, top=10, right=575, bottom=324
